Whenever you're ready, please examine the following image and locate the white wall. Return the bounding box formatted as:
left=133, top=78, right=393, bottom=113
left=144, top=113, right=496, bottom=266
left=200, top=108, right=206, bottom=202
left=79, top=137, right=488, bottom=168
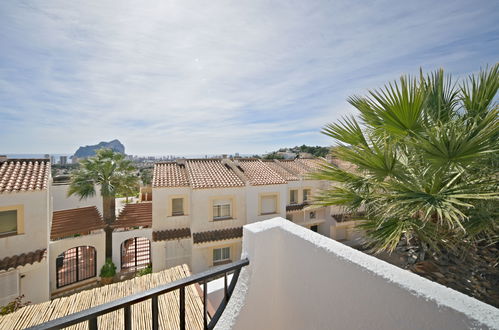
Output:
left=152, top=238, right=191, bottom=272
left=15, top=259, right=50, bottom=304
left=51, top=184, right=103, bottom=214
left=245, top=184, right=287, bottom=224
left=191, top=187, right=247, bottom=232
left=49, top=231, right=105, bottom=293
left=191, top=239, right=242, bottom=273
left=152, top=187, right=191, bottom=231
left=218, top=218, right=499, bottom=330
left=0, top=190, right=49, bottom=260
left=112, top=228, right=152, bottom=270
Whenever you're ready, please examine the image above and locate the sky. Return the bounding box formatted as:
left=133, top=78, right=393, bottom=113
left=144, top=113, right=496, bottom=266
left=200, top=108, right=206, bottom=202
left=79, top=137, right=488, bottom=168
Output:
left=0, top=1, right=498, bottom=156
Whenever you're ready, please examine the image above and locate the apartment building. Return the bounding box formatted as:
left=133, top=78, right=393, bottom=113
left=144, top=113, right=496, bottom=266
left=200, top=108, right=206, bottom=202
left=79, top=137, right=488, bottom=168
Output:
left=0, top=156, right=359, bottom=306
left=0, top=159, right=51, bottom=304
left=150, top=157, right=338, bottom=273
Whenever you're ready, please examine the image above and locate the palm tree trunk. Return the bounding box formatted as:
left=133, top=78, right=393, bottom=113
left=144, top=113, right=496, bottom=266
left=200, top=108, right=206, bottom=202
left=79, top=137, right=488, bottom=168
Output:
left=102, top=195, right=116, bottom=259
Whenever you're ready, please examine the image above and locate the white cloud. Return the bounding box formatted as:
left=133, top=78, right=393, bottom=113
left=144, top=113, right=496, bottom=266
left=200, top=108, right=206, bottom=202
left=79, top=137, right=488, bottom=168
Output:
left=0, top=0, right=497, bottom=155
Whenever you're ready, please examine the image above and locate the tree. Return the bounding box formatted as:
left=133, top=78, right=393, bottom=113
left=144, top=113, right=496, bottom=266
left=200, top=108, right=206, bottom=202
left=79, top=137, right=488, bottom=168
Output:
left=263, top=151, right=285, bottom=159
left=313, top=64, right=499, bottom=260
left=69, top=148, right=139, bottom=258
left=140, top=168, right=153, bottom=186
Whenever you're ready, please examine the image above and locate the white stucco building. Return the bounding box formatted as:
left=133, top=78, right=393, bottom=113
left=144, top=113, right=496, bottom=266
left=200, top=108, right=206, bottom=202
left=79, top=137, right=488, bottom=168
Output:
left=0, top=159, right=51, bottom=304
left=150, top=157, right=348, bottom=274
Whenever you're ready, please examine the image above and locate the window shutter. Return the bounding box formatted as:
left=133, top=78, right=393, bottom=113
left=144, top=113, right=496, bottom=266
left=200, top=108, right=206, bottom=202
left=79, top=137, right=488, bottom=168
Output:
left=213, top=199, right=230, bottom=206
left=261, top=195, right=277, bottom=214
left=172, top=198, right=183, bottom=215
left=0, top=271, right=19, bottom=306
left=303, top=189, right=310, bottom=201
left=0, top=210, right=17, bottom=235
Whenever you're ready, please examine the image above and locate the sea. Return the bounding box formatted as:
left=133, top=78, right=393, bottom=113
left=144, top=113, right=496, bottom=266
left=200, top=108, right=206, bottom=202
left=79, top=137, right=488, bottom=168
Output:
left=4, top=154, right=71, bottom=162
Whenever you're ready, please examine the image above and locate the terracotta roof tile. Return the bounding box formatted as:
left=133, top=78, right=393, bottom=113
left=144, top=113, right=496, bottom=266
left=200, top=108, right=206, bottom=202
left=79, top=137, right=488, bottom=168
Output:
left=236, top=159, right=287, bottom=185
left=153, top=162, right=189, bottom=188
left=0, top=159, right=50, bottom=193
left=153, top=228, right=191, bottom=241
left=274, top=159, right=323, bottom=178
left=153, top=158, right=325, bottom=188
left=297, top=158, right=323, bottom=172
left=262, top=160, right=299, bottom=181
left=193, top=227, right=243, bottom=244
left=331, top=158, right=358, bottom=173
left=286, top=202, right=310, bottom=212
left=185, top=160, right=244, bottom=189
left=51, top=206, right=105, bottom=240
left=0, top=249, right=47, bottom=271
left=114, top=202, right=152, bottom=229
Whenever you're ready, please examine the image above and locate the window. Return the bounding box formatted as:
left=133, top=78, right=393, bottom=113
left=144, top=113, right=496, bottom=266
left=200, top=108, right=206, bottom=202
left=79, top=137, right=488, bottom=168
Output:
left=303, top=189, right=311, bottom=202
left=261, top=195, right=277, bottom=215
left=0, top=271, right=19, bottom=306
left=213, top=199, right=231, bottom=220
left=289, top=190, right=298, bottom=204
left=213, top=247, right=231, bottom=265
left=172, top=198, right=184, bottom=216
left=310, top=211, right=316, bottom=219
left=0, top=210, right=17, bottom=237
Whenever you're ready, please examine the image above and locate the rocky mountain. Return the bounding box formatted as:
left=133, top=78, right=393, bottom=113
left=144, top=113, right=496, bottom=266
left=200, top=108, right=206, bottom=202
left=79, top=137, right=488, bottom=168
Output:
left=74, top=139, right=125, bottom=158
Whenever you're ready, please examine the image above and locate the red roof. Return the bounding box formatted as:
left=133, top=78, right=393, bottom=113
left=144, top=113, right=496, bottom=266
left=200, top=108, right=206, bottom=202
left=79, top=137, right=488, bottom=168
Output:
left=51, top=206, right=105, bottom=240
left=114, top=202, right=152, bottom=229
left=0, top=249, right=47, bottom=271
left=0, top=159, right=50, bottom=193
left=193, top=227, right=243, bottom=244
left=153, top=228, right=191, bottom=241
left=237, top=159, right=287, bottom=185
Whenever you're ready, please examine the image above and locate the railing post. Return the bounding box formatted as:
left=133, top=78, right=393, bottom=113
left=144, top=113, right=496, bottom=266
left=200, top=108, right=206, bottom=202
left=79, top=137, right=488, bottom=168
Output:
left=152, top=295, right=159, bottom=330
left=124, top=305, right=132, bottom=330
left=224, top=272, right=228, bottom=302
left=180, top=287, right=186, bottom=330
left=203, top=281, right=208, bottom=330
left=89, top=317, right=98, bottom=330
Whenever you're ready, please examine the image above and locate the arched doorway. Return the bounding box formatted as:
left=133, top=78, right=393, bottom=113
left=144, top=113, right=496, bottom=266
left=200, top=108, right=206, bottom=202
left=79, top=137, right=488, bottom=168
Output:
left=120, top=237, right=151, bottom=271
left=56, top=246, right=96, bottom=288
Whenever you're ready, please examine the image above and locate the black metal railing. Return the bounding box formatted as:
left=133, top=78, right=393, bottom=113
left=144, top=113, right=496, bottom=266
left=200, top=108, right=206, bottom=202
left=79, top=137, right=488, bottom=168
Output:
left=28, top=258, right=249, bottom=330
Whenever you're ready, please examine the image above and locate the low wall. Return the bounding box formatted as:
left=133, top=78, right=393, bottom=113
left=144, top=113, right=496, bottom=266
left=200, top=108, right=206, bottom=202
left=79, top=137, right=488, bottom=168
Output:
left=112, top=228, right=152, bottom=271
left=49, top=231, right=105, bottom=293
left=218, top=218, right=499, bottom=330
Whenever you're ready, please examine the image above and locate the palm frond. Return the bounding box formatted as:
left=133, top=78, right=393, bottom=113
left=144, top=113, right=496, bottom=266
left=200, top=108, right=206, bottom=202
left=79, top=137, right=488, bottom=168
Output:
left=461, top=63, right=499, bottom=118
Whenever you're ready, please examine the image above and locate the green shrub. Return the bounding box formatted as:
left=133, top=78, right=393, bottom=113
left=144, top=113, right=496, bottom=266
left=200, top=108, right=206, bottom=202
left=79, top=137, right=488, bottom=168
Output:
left=0, top=295, right=30, bottom=315
left=100, top=258, right=117, bottom=278
left=137, top=264, right=152, bottom=277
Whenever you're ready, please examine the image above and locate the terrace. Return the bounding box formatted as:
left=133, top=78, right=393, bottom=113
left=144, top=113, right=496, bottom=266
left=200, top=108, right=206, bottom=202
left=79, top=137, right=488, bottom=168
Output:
left=4, top=219, right=498, bottom=329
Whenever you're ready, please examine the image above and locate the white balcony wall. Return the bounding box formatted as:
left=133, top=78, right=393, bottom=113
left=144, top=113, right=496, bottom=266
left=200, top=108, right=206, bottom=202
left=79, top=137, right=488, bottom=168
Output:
left=218, top=218, right=499, bottom=330
left=51, top=184, right=102, bottom=214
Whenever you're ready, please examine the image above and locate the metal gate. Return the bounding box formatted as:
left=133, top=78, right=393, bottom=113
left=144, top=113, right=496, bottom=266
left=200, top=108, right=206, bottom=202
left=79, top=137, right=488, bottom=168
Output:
left=120, top=237, right=151, bottom=271
left=56, top=246, right=96, bottom=288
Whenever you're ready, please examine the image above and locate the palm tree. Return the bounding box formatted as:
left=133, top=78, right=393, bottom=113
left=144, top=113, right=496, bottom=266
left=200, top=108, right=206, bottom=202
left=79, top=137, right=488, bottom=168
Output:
left=69, top=149, right=139, bottom=258
left=313, top=64, right=499, bottom=260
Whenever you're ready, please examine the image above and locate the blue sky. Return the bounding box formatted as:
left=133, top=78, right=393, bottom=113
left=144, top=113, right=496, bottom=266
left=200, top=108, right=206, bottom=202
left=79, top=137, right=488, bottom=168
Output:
left=0, top=0, right=498, bottom=156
